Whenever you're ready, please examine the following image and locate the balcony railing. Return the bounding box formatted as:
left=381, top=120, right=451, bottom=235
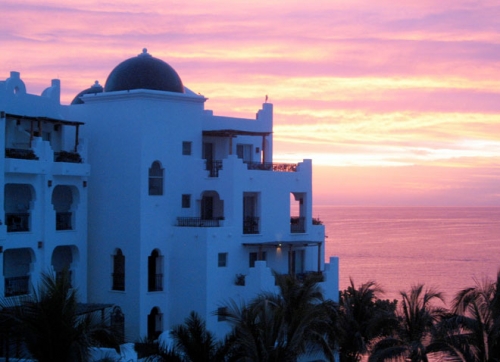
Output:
left=296, top=271, right=325, bottom=283
left=6, top=213, right=30, bottom=232
left=148, top=274, right=163, bottom=292
left=290, top=216, right=306, bottom=233
left=112, top=273, right=125, bottom=291
left=246, top=162, right=297, bottom=172
left=5, top=148, right=38, bottom=160
left=5, top=275, right=30, bottom=297
left=243, top=216, right=260, bottom=234
left=205, top=160, right=223, bottom=177
left=56, top=212, right=73, bottom=230
left=177, top=217, right=221, bottom=227
left=54, top=151, right=82, bottom=163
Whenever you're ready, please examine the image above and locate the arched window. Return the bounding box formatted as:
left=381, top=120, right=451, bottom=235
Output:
left=148, top=161, right=164, bottom=195
left=111, top=306, right=125, bottom=343
left=147, top=307, right=163, bottom=339
left=148, top=250, right=163, bottom=292
left=112, top=249, right=125, bottom=291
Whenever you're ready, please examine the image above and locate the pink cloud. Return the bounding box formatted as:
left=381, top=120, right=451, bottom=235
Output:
left=0, top=1, right=499, bottom=205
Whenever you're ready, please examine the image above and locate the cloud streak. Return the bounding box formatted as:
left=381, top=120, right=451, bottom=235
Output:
left=0, top=0, right=499, bottom=205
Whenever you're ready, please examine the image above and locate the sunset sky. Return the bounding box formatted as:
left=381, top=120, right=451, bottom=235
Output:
left=1, top=1, right=499, bottom=206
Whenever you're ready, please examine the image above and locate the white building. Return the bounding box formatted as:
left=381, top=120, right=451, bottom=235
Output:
left=0, top=71, right=89, bottom=302
left=1, top=49, right=338, bottom=342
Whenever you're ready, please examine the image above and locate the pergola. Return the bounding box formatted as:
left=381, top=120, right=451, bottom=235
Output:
left=5, top=112, right=84, bottom=152
left=242, top=240, right=323, bottom=274
left=202, top=129, right=272, bottom=161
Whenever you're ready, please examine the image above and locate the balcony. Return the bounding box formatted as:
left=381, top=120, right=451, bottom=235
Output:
left=246, top=162, right=297, bottom=172
left=205, top=160, right=223, bottom=177
left=6, top=213, right=30, bottom=232
left=243, top=216, right=260, bottom=234
left=5, top=148, right=38, bottom=160
left=296, top=271, right=325, bottom=283
left=5, top=275, right=30, bottom=297
left=56, top=212, right=73, bottom=230
left=177, top=217, right=221, bottom=227
left=290, top=216, right=306, bottom=233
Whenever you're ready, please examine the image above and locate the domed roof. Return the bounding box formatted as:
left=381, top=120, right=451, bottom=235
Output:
left=104, top=49, right=184, bottom=93
left=71, top=81, right=103, bottom=105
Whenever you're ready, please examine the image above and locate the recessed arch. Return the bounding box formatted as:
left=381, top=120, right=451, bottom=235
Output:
left=200, top=190, right=224, bottom=220
left=4, top=183, right=35, bottom=232
left=52, top=185, right=79, bottom=230
left=3, top=248, right=35, bottom=297
left=51, top=245, right=79, bottom=287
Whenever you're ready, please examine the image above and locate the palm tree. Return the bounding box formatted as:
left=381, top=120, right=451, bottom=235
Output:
left=170, top=311, right=226, bottom=361
left=336, top=279, right=397, bottom=362
left=219, top=273, right=336, bottom=361
left=433, top=271, right=500, bottom=362
left=136, top=311, right=226, bottom=362
left=0, top=269, right=119, bottom=362
left=369, top=284, right=446, bottom=362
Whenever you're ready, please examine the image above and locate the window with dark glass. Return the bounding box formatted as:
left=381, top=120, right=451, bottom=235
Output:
left=148, top=161, right=164, bottom=196
left=218, top=252, right=228, bottom=267
left=182, top=194, right=191, bottom=208
left=148, top=250, right=163, bottom=292
left=112, top=249, right=125, bottom=291
left=182, top=141, right=192, bottom=155
left=217, top=307, right=228, bottom=321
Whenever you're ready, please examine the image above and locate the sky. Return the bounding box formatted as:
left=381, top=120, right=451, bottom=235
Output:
left=1, top=1, right=499, bottom=206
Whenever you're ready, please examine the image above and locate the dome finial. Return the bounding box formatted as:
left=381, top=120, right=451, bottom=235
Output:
left=139, top=48, right=151, bottom=57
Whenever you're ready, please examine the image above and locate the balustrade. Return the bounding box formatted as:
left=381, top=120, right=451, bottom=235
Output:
left=5, top=275, right=30, bottom=297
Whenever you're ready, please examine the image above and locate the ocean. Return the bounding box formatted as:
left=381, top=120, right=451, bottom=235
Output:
left=317, top=206, right=500, bottom=304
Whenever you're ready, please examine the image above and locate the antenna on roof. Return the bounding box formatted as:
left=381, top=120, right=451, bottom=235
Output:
left=265, top=95, right=268, bottom=103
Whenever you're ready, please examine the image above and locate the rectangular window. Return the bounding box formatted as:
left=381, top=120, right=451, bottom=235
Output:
left=218, top=252, right=228, bottom=267
left=182, top=141, right=192, bottom=155
left=182, top=194, right=191, bottom=208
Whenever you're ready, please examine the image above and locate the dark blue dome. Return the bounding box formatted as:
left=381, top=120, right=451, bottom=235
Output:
left=71, top=81, right=104, bottom=105
left=104, top=49, right=184, bottom=93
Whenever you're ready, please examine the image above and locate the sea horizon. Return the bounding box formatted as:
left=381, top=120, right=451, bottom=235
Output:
left=317, top=205, right=500, bottom=304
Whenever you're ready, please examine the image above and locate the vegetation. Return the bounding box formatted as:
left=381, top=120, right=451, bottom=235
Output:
left=0, top=270, right=120, bottom=362
left=143, top=270, right=500, bottom=362
left=336, top=279, right=398, bottom=362
left=3, top=269, right=500, bottom=361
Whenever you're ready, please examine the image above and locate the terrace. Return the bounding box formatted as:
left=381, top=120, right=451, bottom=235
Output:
left=4, top=113, right=83, bottom=163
